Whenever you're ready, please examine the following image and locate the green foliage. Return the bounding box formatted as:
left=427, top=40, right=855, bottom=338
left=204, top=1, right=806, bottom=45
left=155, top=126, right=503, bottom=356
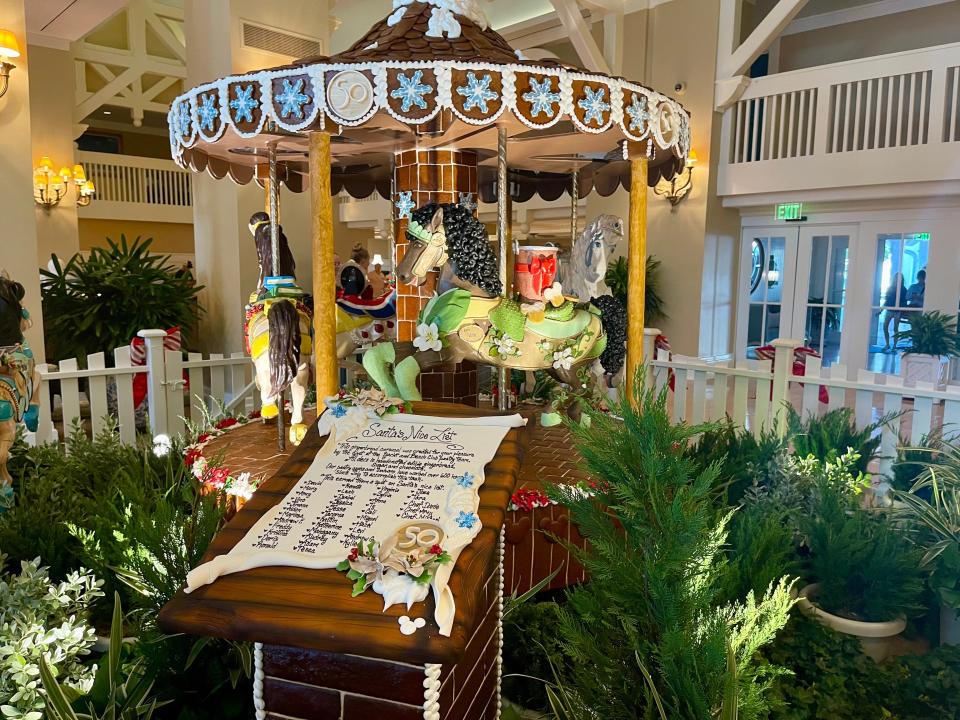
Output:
left=685, top=420, right=789, bottom=503
left=604, top=255, right=666, bottom=323
left=41, top=593, right=167, bottom=720
left=894, top=310, right=960, bottom=357
left=502, top=601, right=567, bottom=711
left=895, top=442, right=960, bottom=613
left=803, top=483, right=925, bottom=622
left=0, top=557, right=103, bottom=719
left=764, top=614, right=960, bottom=720
left=787, top=407, right=894, bottom=475
left=40, top=236, right=202, bottom=360
left=890, top=432, right=945, bottom=493
left=545, top=380, right=794, bottom=720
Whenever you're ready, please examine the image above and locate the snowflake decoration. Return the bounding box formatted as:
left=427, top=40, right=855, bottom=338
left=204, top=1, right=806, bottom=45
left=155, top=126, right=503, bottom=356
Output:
left=455, top=511, right=478, bottom=529
left=390, top=70, right=432, bottom=113
left=330, top=403, right=347, bottom=418
left=458, top=192, right=477, bottom=212
left=396, top=191, right=415, bottom=220
left=626, top=94, right=651, bottom=133
left=176, top=101, right=192, bottom=137
left=522, top=77, right=560, bottom=119
left=578, top=85, right=611, bottom=126
left=230, top=84, right=257, bottom=123
left=456, top=72, right=498, bottom=114
left=275, top=78, right=310, bottom=120
left=455, top=472, right=475, bottom=488
left=198, top=93, right=218, bottom=131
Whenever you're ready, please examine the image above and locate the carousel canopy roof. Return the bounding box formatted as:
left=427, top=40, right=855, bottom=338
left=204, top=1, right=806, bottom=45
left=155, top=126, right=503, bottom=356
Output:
left=168, top=0, right=691, bottom=201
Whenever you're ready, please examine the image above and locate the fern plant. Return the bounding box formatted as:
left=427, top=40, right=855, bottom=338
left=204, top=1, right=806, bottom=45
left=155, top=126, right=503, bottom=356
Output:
left=804, top=482, right=925, bottom=622
left=604, top=255, right=666, bottom=323
left=894, top=311, right=960, bottom=357
left=40, top=236, right=202, bottom=361
left=546, top=378, right=794, bottom=720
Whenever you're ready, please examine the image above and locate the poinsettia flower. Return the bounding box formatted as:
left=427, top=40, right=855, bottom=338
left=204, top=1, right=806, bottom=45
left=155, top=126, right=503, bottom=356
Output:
left=552, top=347, right=574, bottom=370
left=191, top=456, right=208, bottom=480
left=215, top=417, right=238, bottom=430
left=226, top=472, right=256, bottom=500
left=413, top=322, right=443, bottom=352
left=355, top=388, right=403, bottom=416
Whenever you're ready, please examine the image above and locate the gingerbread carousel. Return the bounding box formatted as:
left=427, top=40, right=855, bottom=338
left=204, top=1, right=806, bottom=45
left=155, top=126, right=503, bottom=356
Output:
left=160, top=2, right=691, bottom=718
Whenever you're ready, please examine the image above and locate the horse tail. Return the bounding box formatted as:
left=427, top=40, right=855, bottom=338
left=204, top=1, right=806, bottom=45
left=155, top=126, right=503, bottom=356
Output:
left=591, top=294, right=627, bottom=376
left=267, top=300, right=301, bottom=397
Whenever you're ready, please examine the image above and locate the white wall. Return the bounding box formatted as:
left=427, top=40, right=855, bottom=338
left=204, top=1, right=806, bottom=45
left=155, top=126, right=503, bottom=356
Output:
left=0, top=1, right=44, bottom=357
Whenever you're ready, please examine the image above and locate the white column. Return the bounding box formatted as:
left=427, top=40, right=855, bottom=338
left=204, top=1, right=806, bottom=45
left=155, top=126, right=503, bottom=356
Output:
left=0, top=1, right=44, bottom=357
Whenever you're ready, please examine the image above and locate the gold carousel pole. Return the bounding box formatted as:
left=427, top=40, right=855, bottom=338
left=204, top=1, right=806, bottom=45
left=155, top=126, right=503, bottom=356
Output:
left=267, top=143, right=286, bottom=451
left=497, top=125, right=511, bottom=411
left=310, top=131, right=339, bottom=400
left=626, top=153, right=648, bottom=395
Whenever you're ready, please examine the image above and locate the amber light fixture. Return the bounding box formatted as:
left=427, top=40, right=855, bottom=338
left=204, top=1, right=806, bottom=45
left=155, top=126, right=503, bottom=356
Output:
left=654, top=149, right=698, bottom=207
left=0, top=29, right=20, bottom=100
left=33, top=157, right=96, bottom=209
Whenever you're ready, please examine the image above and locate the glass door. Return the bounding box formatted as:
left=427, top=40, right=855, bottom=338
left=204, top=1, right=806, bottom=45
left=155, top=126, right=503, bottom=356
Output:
left=738, top=228, right=798, bottom=359
left=791, top=228, right=855, bottom=368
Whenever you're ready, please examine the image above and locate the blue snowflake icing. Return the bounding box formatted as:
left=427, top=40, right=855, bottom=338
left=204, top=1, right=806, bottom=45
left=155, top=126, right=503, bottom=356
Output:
left=396, top=191, right=415, bottom=220
left=275, top=78, right=311, bottom=120
left=455, top=472, right=475, bottom=488
left=330, top=403, right=347, bottom=418
left=626, top=94, right=651, bottom=133
left=455, top=511, right=478, bottom=529
left=458, top=192, right=477, bottom=212
left=176, top=101, right=192, bottom=137
left=522, top=77, right=561, bottom=119
left=198, top=93, right=218, bottom=131
left=578, top=85, right=611, bottom=126
left=230, top=84, right=257, bottom=123
left=390, top=70, right=432, bottom=113
left=456, top=72, right=498, bottom=114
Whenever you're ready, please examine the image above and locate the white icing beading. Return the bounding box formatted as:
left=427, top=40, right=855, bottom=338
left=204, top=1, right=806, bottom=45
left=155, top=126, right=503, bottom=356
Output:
left=496, top=526, right=505, bottom=719
left=253, top=642, right=266, bottom=720
left=423, top=663, right=442, bottom=720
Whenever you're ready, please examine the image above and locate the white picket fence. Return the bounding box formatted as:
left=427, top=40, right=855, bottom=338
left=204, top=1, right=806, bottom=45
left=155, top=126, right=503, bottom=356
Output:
left=31, top=330, right=260, bottom=446
left=642, top=331, right=960, bottom=477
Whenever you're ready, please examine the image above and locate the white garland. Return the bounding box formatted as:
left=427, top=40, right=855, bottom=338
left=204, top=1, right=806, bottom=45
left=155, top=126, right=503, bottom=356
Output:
left=167, top=60, right=691, bottom=166
left=496, top=525, right=505, bottom=719
left=423, top=663, right=442, bottom=720
left=252, top=642, right=266, bottom=720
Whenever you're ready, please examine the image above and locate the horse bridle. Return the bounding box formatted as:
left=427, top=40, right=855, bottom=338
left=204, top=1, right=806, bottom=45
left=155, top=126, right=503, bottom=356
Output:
left=406, top=218, right=449, bottom=279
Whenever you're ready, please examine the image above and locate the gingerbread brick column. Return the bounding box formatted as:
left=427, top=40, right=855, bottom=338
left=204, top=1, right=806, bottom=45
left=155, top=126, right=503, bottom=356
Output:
left=394, top=149, right=480, bottom=405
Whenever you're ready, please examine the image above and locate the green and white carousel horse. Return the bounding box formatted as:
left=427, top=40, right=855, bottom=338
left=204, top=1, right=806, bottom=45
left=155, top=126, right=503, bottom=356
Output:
left=245, top=213, right=313, bottom=445
left=0, top=272, right=40, bottom=494
left=392, top=204, right=626, bottom=388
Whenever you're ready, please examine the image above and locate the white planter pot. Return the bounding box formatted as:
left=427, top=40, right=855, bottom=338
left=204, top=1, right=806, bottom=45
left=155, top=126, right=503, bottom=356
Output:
left=942, top=603, right=960, bottom=646
left=900, top=353, right=949, bottom=388
left=797, top=584, right=906, bottom=661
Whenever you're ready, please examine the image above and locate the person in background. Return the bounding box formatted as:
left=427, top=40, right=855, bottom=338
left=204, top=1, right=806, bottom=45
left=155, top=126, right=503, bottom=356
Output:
left=908, top=269, right=926, bottom=309
left=882, top=272, right=906, bottom=351
left=367, top=263, right=387, bottom=297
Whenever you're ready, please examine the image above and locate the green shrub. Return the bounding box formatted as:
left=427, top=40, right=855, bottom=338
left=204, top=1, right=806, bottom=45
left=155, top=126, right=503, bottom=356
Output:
left=0, top=557, right=103, bottom=719
left=787, top=407, right=893, bottom=475
left=40, top=236, right=202, bottom=361
left=546, top=379, right=795, bottom=720
left=890, top=432, right=945, bottom=493
left=804, top=483, right=925, bottom=622
left=686, top=420, right=788, bottom=503
left=502, top=601, right=566, bottom=710
left=604, top=255, right=666, bottom=323
left=718, top=503, right=800, bottom=606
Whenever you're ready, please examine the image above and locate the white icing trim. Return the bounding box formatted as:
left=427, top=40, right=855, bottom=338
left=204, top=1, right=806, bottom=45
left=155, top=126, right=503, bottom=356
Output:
left=423, top=663, right=442, bottom=720
left=253, top=642, right=266, bottom=720
left=167, top=60, right=691, bottom=163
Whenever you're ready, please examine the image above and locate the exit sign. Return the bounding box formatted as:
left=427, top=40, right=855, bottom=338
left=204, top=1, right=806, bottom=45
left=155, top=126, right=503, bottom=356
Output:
left=776, top=202, right=804, bottom=221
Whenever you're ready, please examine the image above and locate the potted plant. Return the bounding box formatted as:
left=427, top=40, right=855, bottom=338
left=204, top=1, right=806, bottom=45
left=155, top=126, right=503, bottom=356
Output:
left=896, top=442, right=960, bottom=645
left=798, top=483, right=925, bottom=660
left=894, top=311, right=960, bottom=387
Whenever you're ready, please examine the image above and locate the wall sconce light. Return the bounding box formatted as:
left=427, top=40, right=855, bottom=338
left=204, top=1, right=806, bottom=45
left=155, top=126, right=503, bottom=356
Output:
left=33, top=157, right=96, bottom=210
left=653, top=150, right=697, bottom=207
left=0, top=29, right=20, bottom=100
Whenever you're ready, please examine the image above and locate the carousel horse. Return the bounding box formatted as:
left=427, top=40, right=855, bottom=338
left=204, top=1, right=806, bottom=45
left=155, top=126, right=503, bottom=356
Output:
left=245, top=212, right=313, bottom=444
left=0, top=272, right=40, bottom=488
left=565, top=214, right=628, bottom=385
left=394, top=203, right=622, bottom=388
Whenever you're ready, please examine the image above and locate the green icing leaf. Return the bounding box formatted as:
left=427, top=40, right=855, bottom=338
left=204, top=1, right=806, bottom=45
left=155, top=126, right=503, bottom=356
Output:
left=544, top=300, right=576, bottom=321
left=420, top=288, right=473, bottom=333
left=351, top=576, right=368, bottom=597
left=489, top=298, right=527, bottom=342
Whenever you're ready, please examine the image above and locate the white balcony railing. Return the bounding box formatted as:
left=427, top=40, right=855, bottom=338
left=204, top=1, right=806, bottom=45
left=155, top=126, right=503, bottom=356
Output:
left=718, top=42, right=960, bottom=206
left=77, top=150, right=193, bottom=223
